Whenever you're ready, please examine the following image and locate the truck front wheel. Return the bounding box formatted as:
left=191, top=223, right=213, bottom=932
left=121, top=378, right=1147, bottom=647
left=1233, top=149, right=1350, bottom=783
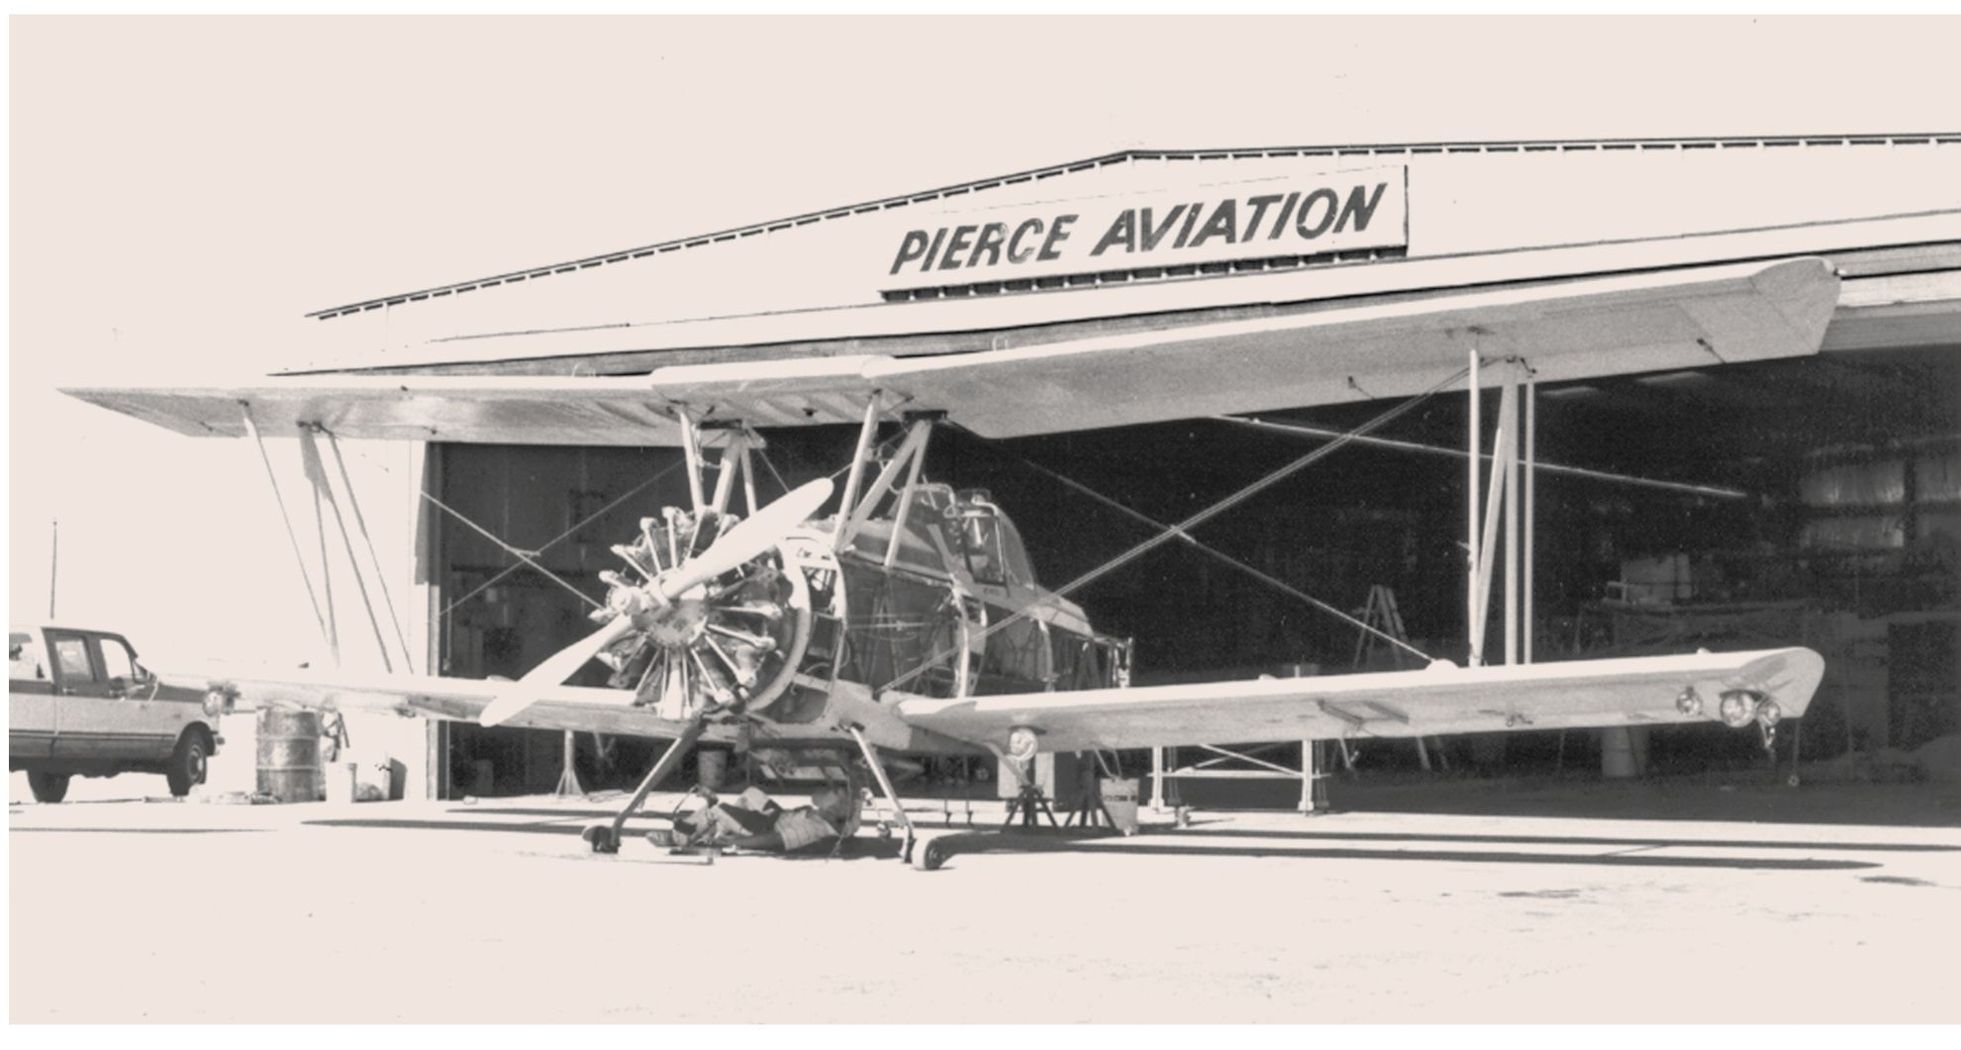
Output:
left=27, top=771, right=71, bottom=803
left=166, top=730, right=211, bottom=798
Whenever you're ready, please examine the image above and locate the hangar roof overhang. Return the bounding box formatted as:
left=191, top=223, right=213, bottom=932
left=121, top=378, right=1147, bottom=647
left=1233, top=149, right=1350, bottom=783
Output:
left=284, top=133, right=1961, bottom=380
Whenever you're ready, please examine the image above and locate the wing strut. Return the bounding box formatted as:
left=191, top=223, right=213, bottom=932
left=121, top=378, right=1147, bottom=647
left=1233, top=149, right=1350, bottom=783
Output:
left=239, top=403, right=336, bottom=660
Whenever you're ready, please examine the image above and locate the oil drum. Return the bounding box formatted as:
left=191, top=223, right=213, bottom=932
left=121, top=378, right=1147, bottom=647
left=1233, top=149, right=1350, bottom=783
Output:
left=256, top=708, right=324, bottom=802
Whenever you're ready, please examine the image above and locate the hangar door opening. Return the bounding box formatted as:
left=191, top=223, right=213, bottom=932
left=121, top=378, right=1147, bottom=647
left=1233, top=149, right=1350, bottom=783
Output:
left=426, top=436, right=852, bottom=799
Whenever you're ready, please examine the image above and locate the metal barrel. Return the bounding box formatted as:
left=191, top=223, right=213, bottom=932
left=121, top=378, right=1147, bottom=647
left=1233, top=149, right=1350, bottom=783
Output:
left=256, top=709, right=324, bottom=802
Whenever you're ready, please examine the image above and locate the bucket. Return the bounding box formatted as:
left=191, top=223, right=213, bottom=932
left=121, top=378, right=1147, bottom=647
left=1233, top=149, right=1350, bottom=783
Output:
left=324, top=761, right=358, bottom=804
left=1101, top=776, right=1140, bottom=835
left=256, top=709, right=324, bottom=802
left=352, top=754, right=393, bottom=802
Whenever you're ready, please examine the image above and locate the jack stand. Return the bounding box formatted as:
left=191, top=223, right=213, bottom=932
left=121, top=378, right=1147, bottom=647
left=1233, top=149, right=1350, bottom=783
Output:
left=845, top=724, right=919, bottom=867
left=1003, top=784, right=1060, bottom=830
left=582, top=713, right=708, bottom=854
left=1063, top=767, right=1108, bottom=829
left=552, top=730, right=585, bottom=800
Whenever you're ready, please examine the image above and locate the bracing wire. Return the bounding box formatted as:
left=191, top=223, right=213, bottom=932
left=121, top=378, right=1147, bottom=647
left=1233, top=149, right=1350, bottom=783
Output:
left=879, top=365, right=1470, bottom=695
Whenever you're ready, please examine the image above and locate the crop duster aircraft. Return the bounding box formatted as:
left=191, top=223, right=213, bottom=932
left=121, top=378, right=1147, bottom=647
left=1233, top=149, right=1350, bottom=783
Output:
left=67, top=258, right=1839, bottom=869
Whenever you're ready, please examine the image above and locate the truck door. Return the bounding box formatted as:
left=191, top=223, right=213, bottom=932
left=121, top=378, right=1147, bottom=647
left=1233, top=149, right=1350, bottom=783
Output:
left=95, top=634, right=178, bottom=759
left=45, top=629, right=151, bottom=763
left=9, top=630, right=57, bottom=760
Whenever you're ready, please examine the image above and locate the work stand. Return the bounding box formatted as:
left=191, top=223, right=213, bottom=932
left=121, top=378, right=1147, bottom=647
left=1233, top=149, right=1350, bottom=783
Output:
left=1062, top=781, right=1115, bottom=830
left=552, top=730, right=586, bottom=800
left=1002, top=783, right=1060, bottom=829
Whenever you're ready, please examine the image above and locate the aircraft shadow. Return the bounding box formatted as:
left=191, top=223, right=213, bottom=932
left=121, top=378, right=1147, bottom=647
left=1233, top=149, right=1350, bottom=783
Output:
left=1151, top=828, right=1959, bottom=853
left=303, top=814, right=910, bottom=862
left=301, top=816, right=1882, bottom=871
left=1307, top=779, right=1961, bottom=828
left=9, top=827, right=266, bottom=835
left=927, top=831, right=1882, bottom=872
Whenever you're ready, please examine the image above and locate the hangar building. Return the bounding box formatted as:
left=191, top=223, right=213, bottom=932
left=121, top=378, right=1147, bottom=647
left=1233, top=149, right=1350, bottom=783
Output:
left=78, top=134, right=1961, bottom=801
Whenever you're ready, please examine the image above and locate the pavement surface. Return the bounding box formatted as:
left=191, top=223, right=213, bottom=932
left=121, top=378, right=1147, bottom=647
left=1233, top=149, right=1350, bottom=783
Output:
left=10, top=770, right=1961, bottom=1023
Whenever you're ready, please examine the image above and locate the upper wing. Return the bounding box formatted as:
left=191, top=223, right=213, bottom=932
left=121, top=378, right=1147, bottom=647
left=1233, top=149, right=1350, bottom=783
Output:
left=890, top=648, right=1824, bottom=753
left=164, top=665, right=710, bottom=740
left=65, top=258, right=1836, bottom=442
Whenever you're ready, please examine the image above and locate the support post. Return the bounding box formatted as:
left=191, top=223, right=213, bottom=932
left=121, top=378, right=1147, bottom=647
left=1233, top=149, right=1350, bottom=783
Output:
left=552, top=730, right=584, bottom=799
left=709, top=432, right=743, bottom=515
left=1151, top=746, right=1166, bottom=812
left=739, top=442, right=759, bottom=515
left=1504, top=365, right=1521, bottom=667
left=841, top=418, right=930, bottom=549
left=831, top=396, right=883, bottom=549
left=1524, top=370, right=1537, bottom=665
left=884, top=421, right=935, bottom=569
left=679, top=414, right=706, bottom=513
left=1466, top=349, right=1482, bottom=666
left=1299, top=739, right=1318, bottom=814
left=1473, top=375, right=1516, bottom=668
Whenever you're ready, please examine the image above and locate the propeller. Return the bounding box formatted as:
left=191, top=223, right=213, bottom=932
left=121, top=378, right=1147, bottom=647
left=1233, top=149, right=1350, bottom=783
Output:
left=478, top=477, right=833, bottom=728
left=651, top=478, right=833, bottom=601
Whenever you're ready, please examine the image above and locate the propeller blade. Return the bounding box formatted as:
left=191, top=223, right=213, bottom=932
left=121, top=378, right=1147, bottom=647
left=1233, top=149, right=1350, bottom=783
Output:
left=479, top=615, right=635, bottom=727
left=656, top=477, right=833, bottom=600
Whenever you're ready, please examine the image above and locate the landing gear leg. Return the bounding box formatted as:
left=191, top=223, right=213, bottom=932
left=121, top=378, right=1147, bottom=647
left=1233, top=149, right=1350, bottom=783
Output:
left=844, top=724, right=920, bottom=867
left=583, top=714, right=709, bottom=854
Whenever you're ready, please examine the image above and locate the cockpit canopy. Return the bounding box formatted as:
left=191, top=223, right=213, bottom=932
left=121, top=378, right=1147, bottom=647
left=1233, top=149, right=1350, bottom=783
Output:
left=944, top=489, right=1034, bottom=588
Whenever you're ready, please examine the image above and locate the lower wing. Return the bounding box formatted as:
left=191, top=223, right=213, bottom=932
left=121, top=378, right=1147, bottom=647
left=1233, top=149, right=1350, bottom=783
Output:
left=891, top=648, right=1823, bottom=753
left=163, top=666, right=708, bottom=740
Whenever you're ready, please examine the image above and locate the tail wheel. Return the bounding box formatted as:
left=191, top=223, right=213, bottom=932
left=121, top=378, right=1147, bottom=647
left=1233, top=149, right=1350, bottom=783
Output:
left=596, top=507, right=814, bottom=718
left=26, top=771, right=70, bottom=804
left=166, top=730, right=210, bottom=797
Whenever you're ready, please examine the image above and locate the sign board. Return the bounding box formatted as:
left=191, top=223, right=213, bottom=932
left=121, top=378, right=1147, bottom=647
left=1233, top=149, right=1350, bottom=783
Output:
left=882, top=165, right=1407, bottom=292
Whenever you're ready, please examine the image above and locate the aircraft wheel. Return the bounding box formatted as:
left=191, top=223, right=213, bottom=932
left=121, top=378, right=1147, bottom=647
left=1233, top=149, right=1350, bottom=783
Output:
left=912, top=838, right=946, bottom=872
left=582, top=823, right=621, bottom=854
left=27, top=771, right=70, bottom=804
left=1787, top=773, right=1802, bottom=789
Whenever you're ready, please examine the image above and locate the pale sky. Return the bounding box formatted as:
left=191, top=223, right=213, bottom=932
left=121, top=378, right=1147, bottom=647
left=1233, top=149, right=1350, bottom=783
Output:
left=10, top=14, right=1960, bottom=668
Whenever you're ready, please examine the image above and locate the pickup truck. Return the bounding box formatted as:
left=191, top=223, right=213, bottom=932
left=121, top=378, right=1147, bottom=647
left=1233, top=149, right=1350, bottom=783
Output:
left=9, top=624, right=226, bottom=802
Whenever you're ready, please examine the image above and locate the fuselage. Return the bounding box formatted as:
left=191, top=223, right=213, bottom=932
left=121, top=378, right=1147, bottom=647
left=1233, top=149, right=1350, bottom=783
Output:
left=601, top=481, right=1129, bottom=756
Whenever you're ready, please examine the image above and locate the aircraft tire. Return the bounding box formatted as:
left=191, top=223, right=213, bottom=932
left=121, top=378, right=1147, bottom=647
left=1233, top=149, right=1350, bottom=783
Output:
left=27, top=771, right=71, bottom=803
left=582, top=823, right=621, bottom=854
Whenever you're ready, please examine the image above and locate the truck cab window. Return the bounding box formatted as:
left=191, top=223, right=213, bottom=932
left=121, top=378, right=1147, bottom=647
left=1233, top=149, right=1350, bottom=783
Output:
left=8, top=632, right=41, bottom=679
left=52, top=637, right=96, bottom=681
left=97, top=638, right=135, bottom=683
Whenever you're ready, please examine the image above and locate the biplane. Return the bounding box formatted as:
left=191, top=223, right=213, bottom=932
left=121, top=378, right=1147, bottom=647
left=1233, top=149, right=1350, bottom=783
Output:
left=64, top=257, right=1838, bottom=869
